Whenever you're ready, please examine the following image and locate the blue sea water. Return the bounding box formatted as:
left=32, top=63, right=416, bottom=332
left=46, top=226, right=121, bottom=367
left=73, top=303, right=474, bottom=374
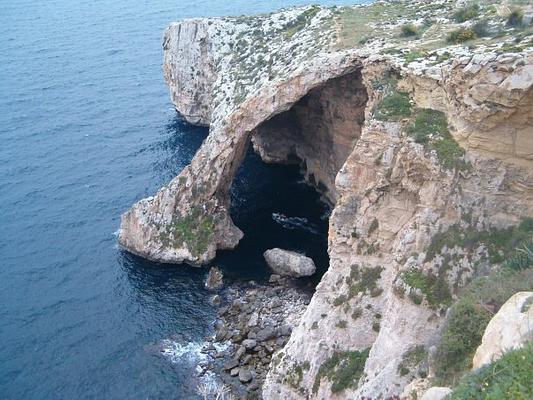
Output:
left=0, top=1, right=366, bottom=398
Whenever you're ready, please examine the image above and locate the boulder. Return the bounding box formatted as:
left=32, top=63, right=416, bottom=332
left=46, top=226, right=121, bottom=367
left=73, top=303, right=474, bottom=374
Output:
left=223, top=358, right=239, bottom=371
left=210, top=294, right=221, bottom=306
left=238, top=368, right=253, bottom=383
left=472, top=291, right=533, bottom=369
left=205, top=266, right=223, bottom=290
left=242, top=339, right=257, bottom=350
left=421, top=387, right=452, bottom=400
left=263, top=248, right=316, bottom=278
left=256, top=326, right=276, bottom=342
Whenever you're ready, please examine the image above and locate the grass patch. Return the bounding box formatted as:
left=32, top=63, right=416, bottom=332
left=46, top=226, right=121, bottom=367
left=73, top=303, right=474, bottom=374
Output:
left=159, top=206, right=215, bottom=257
left=346, top=265, right=384, bottom=298
left=401, top=268, right=452, bottom=307
left=313, top=348, right=370, bottom=394
left=407, top=108, right=467, bottom=170
left=448, top=342, right=533, bottom=399
left=407, top=109, right=448, bottom=143
left=374, top=91, right=412, bottom=121
left=403, top=50, right=429, bottom=64
left=425, top=218, right=533, bottom=264
left=432, top=136, right=466, bottom=170
left=434, top=267, right=533, bottom=385
left=505, top=238, right=533, bottom=270
left=335, top=2, right=408, bottom=48
left=434, top=300, right=492, bottom=384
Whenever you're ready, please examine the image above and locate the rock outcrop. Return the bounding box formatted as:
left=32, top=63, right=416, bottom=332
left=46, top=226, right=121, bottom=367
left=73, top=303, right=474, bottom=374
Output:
left=205, top=266, right=224, bottom=290
left=264, top=249, right=316, bottom=278
left=119, top=0, right=533, bottom=398
left=472, top=291, right=533, bottom=369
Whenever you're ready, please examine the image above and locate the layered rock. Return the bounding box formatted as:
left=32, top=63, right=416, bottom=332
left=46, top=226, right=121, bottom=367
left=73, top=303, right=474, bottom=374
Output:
left=119, top=0, right=533, bottom=398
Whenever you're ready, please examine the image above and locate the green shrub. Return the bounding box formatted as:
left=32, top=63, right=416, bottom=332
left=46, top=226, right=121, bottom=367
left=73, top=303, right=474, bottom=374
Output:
left=472, top=20, right=489, bottom=37
left=403, top=50, right=429, bottom=64
left=407, top=109, right=449, bottom=143
left=351, top=307, right=363, bottom=320
left=434, top=300, right=492, bottom=384
left=159, top=206, right=215, bottom=256
left=407, top=108, right=467, bottom=170
left=401, top=268, right=452, bottom=307
left=336, top=320, right=348, bottom=329
left=333, top=294, right=348, bottom=306
left=454, top=3, right=480, bottom=23
left=457, top=268, right=533, bottom=313
left=398, top=345, right=427, bottom=377
left=313, top=348, right=370, bottom=394
left=507, top=9, right=524, bottom=27
left=505, top=238, right=533, bottom=270
left=434, top=266, right=533, bottom=385
left=401, top=23, right=419, bottom=37
left=374, top=91, right=412, bottom=121
left=432, top=136, right=466, bottom=170
left=347, top=265, right=383, bottom=298
left=448, top=342, right=533, bottom=399
left=447, top=28, right=477, bottom=44
left=425, top=218, right=533, bottom=264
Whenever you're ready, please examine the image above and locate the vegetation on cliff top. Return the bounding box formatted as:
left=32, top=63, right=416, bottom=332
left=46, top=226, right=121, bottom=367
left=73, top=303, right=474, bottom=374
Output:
left=334, top=0, right=532, bottom=62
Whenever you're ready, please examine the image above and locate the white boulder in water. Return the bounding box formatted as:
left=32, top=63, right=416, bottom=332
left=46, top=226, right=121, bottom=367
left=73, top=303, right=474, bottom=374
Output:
left=263, top=248, right=316, bottom=278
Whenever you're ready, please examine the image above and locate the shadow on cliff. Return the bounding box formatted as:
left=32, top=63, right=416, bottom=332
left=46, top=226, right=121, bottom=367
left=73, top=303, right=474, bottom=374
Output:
left=215, top=149, right=330, bottom=285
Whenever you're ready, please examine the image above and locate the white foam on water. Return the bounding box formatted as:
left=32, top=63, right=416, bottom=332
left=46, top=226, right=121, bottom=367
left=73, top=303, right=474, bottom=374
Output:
left=272, top=212, right=320, bottom=234
left=159, top=339, right=230, bottom=364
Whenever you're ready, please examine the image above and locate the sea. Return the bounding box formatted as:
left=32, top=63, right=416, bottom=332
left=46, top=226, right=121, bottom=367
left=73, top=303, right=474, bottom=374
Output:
left=0, top=1, right=365, bottom=398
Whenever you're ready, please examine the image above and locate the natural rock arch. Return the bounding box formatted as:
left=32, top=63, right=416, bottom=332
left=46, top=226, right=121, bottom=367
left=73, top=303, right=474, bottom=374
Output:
left=119, top=56, right=367, bottom=265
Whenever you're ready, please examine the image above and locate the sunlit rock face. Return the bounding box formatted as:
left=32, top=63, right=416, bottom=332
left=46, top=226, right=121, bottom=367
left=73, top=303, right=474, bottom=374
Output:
left=120, top=0, right=533, bottom=398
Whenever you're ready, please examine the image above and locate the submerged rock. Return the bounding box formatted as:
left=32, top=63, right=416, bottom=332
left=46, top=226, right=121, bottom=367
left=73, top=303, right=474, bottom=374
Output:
left=263, top=248, right=316, bottom=278
left=205, top=266, right=224, bottom=290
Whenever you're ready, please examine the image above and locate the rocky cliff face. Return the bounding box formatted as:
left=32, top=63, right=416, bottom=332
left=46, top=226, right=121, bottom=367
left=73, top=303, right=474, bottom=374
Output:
left=120, top=0, right=533, bottom=397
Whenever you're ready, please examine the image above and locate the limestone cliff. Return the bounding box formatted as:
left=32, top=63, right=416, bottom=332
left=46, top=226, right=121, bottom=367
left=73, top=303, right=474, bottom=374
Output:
left=120, top=0, right=533, bottom=397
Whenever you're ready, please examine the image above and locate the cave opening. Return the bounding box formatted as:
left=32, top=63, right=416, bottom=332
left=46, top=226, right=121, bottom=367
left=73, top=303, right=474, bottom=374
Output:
left=214, top=70, right=368, bottom=284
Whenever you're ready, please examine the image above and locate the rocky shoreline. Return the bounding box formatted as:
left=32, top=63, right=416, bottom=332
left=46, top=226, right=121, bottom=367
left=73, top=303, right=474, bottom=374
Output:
left=198, top=276, right=312, bottom=398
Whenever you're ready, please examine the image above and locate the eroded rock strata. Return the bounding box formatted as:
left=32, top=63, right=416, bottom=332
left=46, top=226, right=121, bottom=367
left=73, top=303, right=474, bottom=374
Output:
left=120, top=0, right=533, bottom=398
